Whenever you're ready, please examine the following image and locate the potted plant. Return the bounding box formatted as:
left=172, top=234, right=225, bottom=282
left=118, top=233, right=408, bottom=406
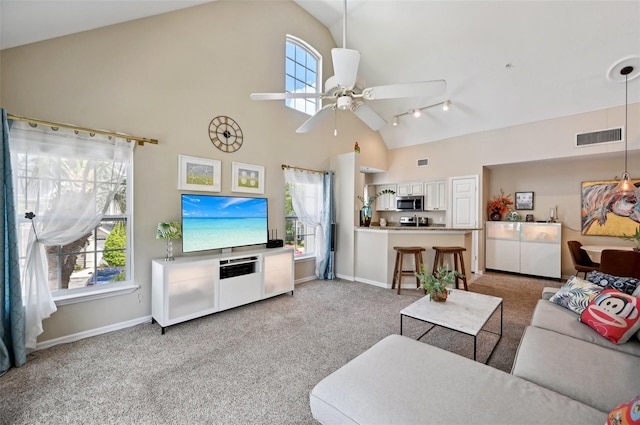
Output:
left=618, top=226, right=640, bottom=251
left=487, top=189, right=514, bottom=221
left=415, top=263, right=462, bottom=302
left=357, top=189, right=395, bottom=227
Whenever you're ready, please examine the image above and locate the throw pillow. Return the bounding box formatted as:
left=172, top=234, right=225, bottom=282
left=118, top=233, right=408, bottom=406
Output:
left=587, top=270, right=640, bottom=295
left=607, top=394, right=640, bottom=425
left=549, top=276, right=603, bottom=314
left=580, top=289, right=640, bottom=344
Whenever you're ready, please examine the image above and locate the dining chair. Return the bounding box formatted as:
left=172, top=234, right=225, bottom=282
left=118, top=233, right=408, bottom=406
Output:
left=599, top=250, right=640, bottom=279
left=567, top=240, right=600, bottom=278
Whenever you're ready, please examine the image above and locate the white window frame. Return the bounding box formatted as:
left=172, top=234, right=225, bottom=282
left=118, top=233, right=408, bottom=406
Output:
left=14, top=154, right=137, bottom=306
left=285, top=35, right=322, bottom=116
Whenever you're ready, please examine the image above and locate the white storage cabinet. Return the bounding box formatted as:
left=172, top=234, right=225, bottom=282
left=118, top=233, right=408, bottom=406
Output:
left=396, top=182, right=424, bottom=197
left=424, top=179, right=446, bottom=211
left=485, top=221, right=561, bottom=279
left=375, top=184, right=397, bottom=211
left=152, top=247, right=294, bottom=333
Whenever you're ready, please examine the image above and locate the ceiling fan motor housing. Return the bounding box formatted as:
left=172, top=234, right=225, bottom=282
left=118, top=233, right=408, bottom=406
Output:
left=337, top=95, right=353, bottom=110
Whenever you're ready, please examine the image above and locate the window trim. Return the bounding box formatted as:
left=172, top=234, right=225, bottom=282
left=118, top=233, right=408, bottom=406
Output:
left=285, top=34, right=322, bottom=116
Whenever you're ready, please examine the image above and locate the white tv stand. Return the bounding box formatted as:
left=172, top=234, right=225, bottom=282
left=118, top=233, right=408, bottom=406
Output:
left=151, top=247, right=294, bottom=334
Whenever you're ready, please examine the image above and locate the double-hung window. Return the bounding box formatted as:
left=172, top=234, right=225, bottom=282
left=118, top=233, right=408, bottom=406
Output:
left=285, top=35, right=321, bottom=116
left=10, top=123, right=134, bottom=303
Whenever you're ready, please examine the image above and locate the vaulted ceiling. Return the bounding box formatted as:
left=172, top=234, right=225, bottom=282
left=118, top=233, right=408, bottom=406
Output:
left=2, top=0, right=639, bottom=150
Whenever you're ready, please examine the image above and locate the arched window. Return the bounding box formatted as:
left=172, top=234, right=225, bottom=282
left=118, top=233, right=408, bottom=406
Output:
left=285, top=35, right=321, bottom=116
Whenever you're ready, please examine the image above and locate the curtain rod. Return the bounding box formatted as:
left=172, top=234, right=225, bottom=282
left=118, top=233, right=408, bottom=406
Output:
left=7, top=114, right=158, bottom=146
left=281, top=164, right=327, bottom=174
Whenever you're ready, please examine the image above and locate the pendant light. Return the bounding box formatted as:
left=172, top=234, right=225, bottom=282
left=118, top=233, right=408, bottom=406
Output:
left=615, top=65, right=634, bottom=193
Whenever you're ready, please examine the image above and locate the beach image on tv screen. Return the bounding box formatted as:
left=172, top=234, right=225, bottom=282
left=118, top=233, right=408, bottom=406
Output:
left=182, top=195, right=267, bottom=252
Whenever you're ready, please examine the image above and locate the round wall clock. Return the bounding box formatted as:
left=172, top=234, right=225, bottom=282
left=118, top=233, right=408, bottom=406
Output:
left=209, top=115, right=243, bottom=152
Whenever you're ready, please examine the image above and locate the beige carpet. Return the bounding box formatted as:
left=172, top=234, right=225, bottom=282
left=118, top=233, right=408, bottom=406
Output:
left=0, top=272, right=561, bottom=424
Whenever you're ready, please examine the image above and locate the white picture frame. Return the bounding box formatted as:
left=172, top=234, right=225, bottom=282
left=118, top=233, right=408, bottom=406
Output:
left=177, top=155, right=221, bottom=192
left=231, top=162, right=265, bottom=194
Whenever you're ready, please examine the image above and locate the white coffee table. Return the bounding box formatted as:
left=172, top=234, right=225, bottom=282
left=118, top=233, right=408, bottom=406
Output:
left=400, top=289, right=503, bottom=361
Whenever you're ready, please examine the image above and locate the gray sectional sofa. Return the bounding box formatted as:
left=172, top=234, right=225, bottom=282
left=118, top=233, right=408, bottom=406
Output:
left=309, top=288, right=640, bottom=424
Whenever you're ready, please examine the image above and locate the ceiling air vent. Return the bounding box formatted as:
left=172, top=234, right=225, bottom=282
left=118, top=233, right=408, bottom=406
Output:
left=576, top=127, right=622, bottom=147
left=417, top=158, right=430, bottom=167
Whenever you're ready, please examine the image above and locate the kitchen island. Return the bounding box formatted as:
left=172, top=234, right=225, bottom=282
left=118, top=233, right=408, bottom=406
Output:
left=354, top=226, right=478, bottom=288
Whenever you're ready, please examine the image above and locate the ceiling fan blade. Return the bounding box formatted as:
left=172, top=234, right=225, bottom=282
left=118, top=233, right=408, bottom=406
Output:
left=332, top=48, right=360, bottom=89
left=362, top=79, right=447, bottom=100
left=296, top=104, right=335, bottom=133
left=352, top=103, right=387, bottom=131
left=250, top=92, right=322, bottom=101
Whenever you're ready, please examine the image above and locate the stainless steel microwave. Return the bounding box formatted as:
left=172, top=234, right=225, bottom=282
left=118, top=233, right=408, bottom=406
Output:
left=396, top=196, right=423, bottom=211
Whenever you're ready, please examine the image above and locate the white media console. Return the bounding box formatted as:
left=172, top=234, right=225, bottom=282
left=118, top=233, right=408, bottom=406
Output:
left=151, top=247, right=294, bottom=333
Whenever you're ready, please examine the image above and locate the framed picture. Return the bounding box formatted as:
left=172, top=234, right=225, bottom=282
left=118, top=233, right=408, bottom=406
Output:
left=515, top=192, right=534, bottom=210
left=177, top=155, right=221, bottom=192
left=231, top=162, right=265, bottom=194
left=581, top=178, right=640, bottom=236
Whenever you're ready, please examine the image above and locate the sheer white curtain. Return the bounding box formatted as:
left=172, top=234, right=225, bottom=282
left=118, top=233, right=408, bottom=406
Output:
left=283, top=168, right=326, bottom=277
left=9, top=121, right=134, bottom=350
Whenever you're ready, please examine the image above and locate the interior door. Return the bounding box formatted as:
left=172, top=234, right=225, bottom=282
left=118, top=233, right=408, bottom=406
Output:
left=450, top=176, right=479, bottom=272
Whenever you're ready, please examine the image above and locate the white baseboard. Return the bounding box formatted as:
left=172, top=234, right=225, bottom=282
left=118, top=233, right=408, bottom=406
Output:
left=36, top=315, right=152, bottom=351
left=295, top=276, right=317, bottom=284
left=335, top=273, right=354, bottom=281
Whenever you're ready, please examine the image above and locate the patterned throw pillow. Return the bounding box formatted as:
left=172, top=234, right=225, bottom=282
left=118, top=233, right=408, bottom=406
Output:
left=580, top=289, right=640, bottom=344
left=607, top=394, right=640, bottom=425
left=549, top=276, right=603, bottom=314
left=587, top=270, right=640, bottom=295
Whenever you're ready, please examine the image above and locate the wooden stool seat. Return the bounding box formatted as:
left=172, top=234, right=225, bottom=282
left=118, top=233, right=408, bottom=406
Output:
left=432, top=246, right=468, bottom=291
left=392, top=246, right=426, bottom=294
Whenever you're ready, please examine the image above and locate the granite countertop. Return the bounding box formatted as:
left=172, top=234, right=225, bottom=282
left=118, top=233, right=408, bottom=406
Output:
left=356, top=225, right=481, bottom=231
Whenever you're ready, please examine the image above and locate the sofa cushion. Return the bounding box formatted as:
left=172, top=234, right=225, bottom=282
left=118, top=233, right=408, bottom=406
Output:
left=606, top=394, right=640, bottom=425
left=310, top=334, right=607, bottom=424
left=531, top=300, right=640, bottom=357
left=587, top=270, right=640, bottom=295
left=512, top=326, right=640, bottom=413
left=549, top=276, right=603, bottom=314
left=580, top=289, right=640, bottom=344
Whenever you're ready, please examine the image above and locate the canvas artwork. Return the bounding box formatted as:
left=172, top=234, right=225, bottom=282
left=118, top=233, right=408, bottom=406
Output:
left=581, top=179, right=640, bottom=236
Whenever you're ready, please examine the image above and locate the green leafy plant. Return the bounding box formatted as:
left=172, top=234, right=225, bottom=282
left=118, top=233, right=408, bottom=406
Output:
left=415, top=264, right=462, bottom=301
left=357, top=189, right=396, bottom=207
left=618, top=226, right=640, bottom=251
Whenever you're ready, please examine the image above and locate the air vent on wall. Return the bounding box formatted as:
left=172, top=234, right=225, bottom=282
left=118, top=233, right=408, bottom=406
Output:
left=576, top=127, right=622, bottom=147
left=417, top=158, right=430, bottom=167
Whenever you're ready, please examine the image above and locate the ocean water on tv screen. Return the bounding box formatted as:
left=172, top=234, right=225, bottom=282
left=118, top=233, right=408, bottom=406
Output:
left=182, top=217, right=266, bottom=252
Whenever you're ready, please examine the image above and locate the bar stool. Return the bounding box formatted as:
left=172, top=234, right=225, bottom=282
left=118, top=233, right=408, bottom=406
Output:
left=431, top=246, right=468, bottom=291
left=392, top=246, right=426, bottom=294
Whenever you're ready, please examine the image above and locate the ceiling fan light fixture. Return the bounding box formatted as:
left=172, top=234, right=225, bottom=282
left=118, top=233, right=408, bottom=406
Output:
left=337, top=95, right=352, bottom=110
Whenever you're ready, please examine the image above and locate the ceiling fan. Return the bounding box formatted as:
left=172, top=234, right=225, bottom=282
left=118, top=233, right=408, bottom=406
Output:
left=250, top=0, right=446, bottom=134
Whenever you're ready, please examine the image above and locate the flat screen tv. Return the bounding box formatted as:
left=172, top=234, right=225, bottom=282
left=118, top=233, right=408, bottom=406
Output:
left=181, top=194, right=268, bottom=253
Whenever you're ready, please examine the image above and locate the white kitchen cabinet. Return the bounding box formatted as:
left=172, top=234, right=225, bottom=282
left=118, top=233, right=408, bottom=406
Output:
left=485, top=221, right=561, bottom=279
left=424, top=179, right=446, bottom=210
left=375, top=184, right=397, bottom=211
left=152, top=247, right=294, bottom=333
left=396, top=182, right=424, bottom=197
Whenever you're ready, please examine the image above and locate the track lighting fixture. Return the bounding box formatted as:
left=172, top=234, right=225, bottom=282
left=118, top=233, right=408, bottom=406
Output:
left=392, top=100, right=451, bottom=127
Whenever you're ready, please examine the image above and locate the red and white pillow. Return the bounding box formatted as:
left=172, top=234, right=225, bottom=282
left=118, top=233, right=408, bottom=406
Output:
left=607, top=394, right=640, bottom=425
left=579, top=289, right=640, bottom=344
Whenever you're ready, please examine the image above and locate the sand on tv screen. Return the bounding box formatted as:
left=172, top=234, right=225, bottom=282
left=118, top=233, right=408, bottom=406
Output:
left=181, top=194, right=268, bottom=253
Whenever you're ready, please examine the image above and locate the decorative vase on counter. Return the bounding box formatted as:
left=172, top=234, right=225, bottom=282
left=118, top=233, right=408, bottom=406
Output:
left=360, top=205, right=373, bottom=227
left=490, top=212, right=502, bottom=221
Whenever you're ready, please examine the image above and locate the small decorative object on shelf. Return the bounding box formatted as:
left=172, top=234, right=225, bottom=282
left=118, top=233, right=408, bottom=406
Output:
left=157, top=221, right=182, bottom=261
left=618, top=226, right=640, bottom=251
left=354, top=141, right=360, bottom=153
left=506, top=211, right=522, bottom=222
left=487, top=189, right=514, bottom=221
left=357, top=189, right=396, bottom=227
left=415, top=264, right=461, bottom=302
